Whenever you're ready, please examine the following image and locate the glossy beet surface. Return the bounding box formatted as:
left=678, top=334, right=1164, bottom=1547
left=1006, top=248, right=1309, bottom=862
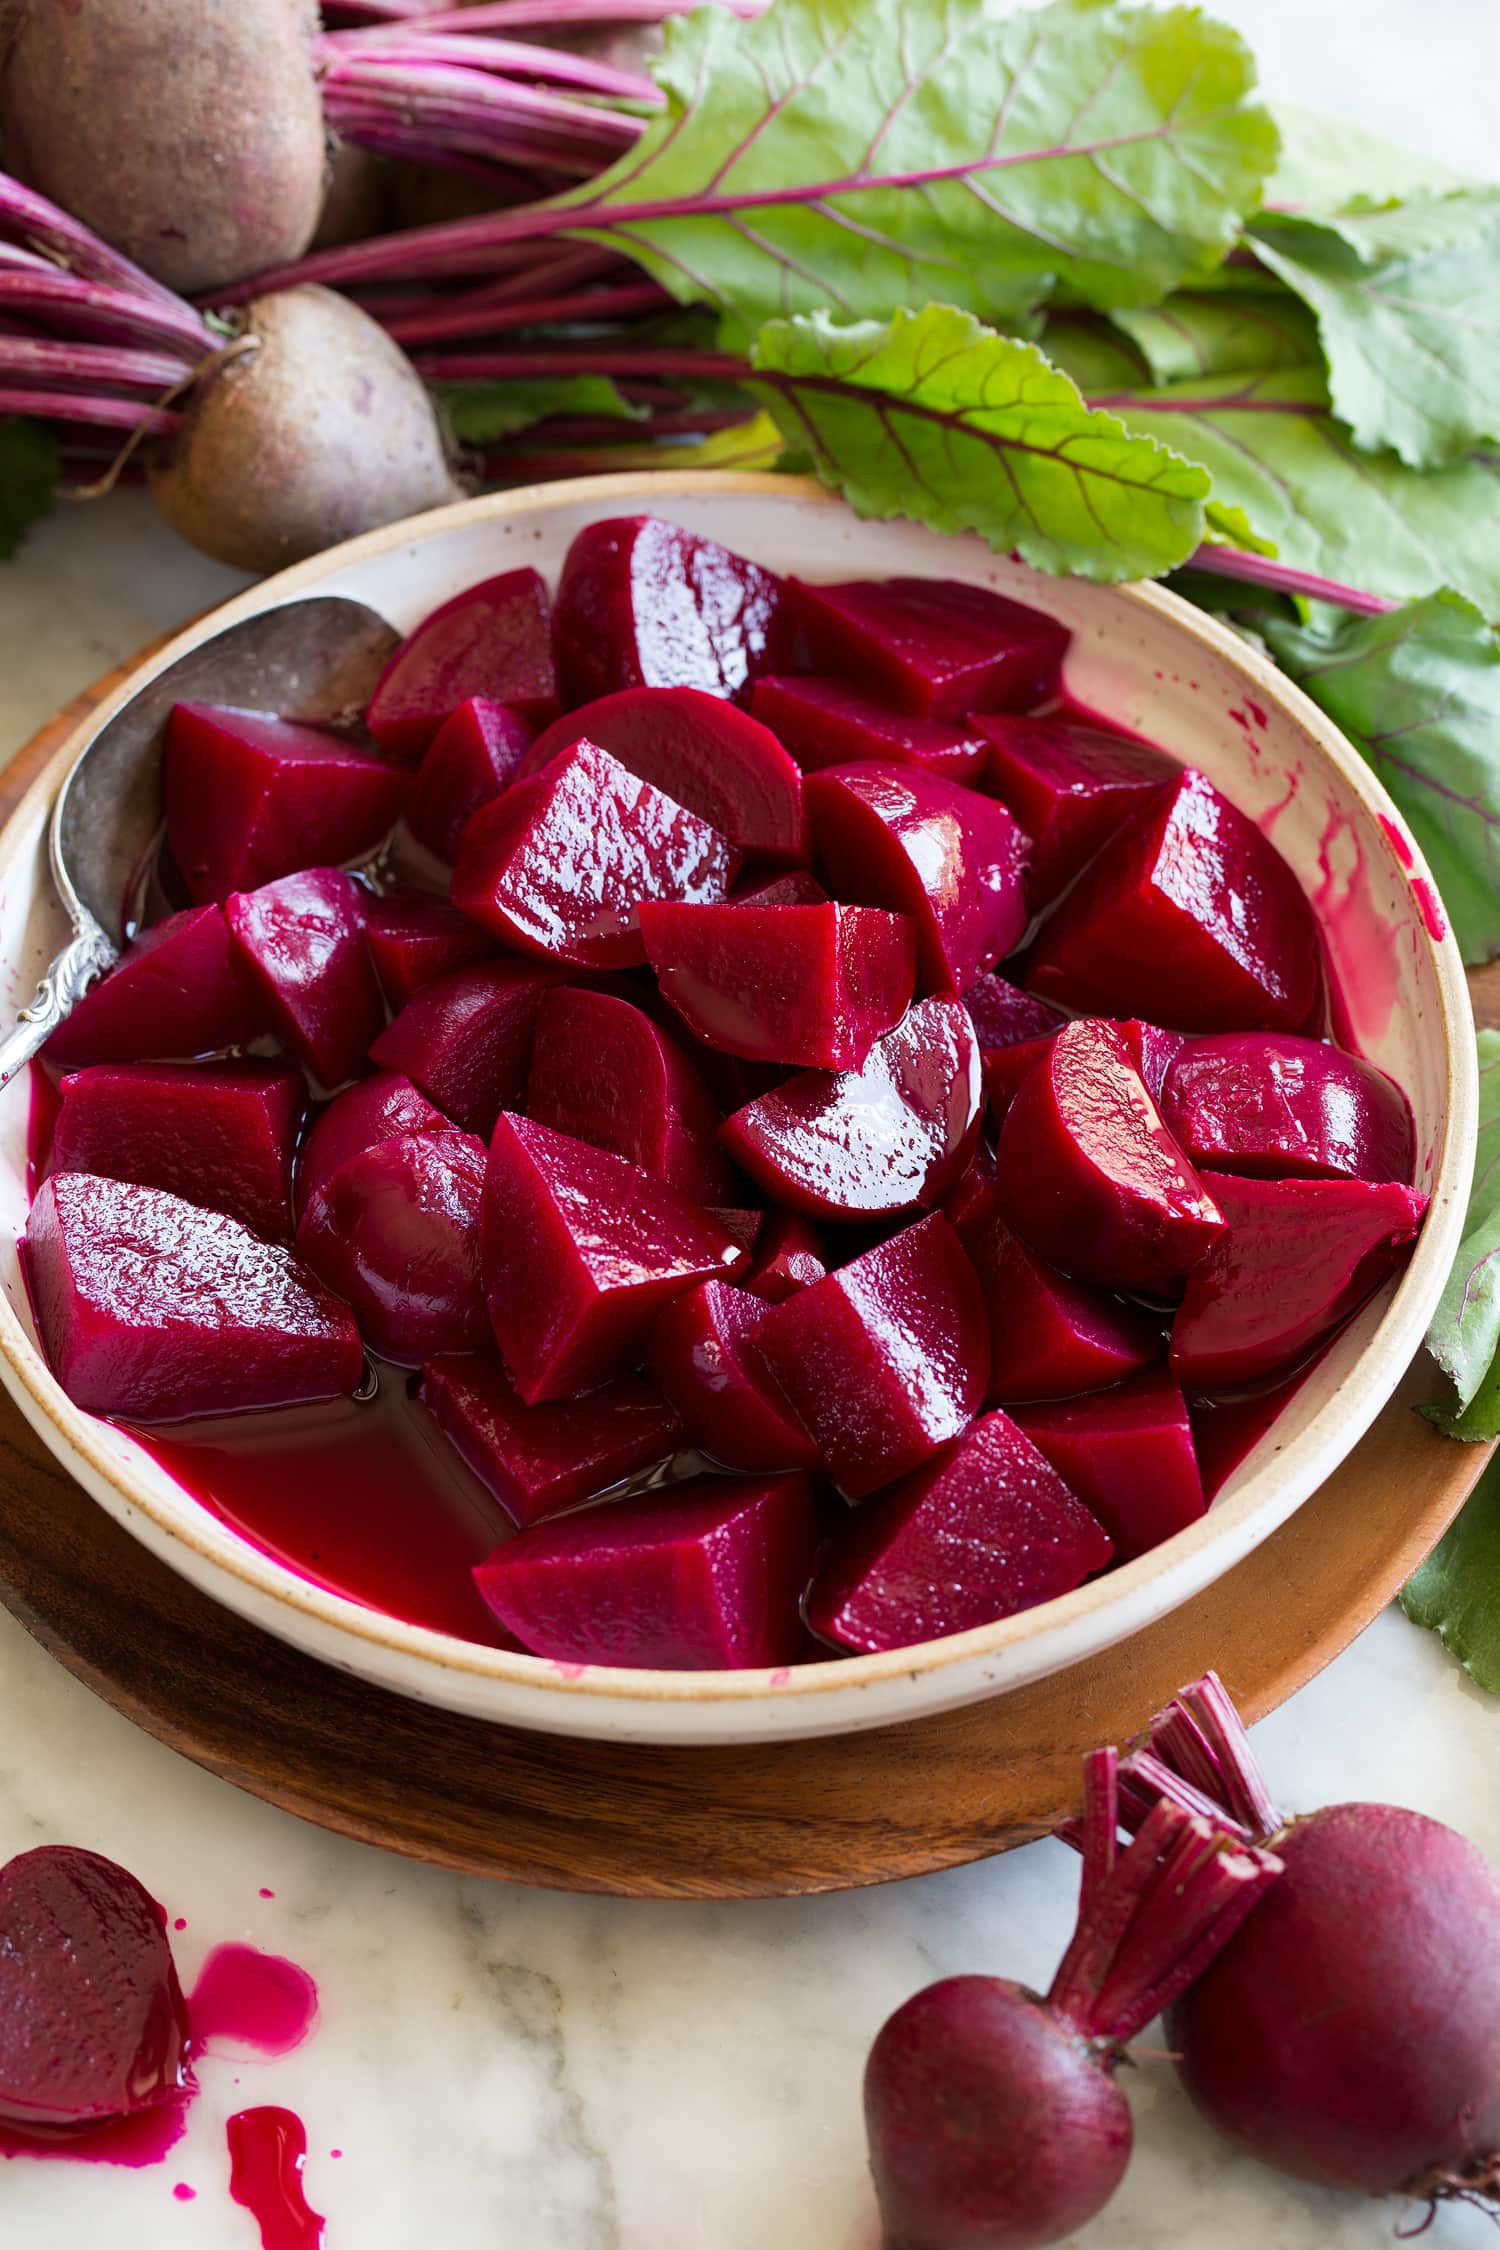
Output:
left=370, top=958, right=563, bottom=1135
left=404, top=697, right=533, bottom=863
left=525, top=985, right=731, bottom=1203
left=958, top=1193, right=1162, bottom=1405
left=553, top=517, right=788, bottom=708
left=297, top=1129, right=489, bottom=1365
left=730, top=870, right=828, bottom=909
left=225, top=868, right=385, bottom=1091
left=473, top=1472, right=819, bottom=1669
left=1014, top=1368, right=1205, bottom=1563
left=420, top=1352, right=683, bottom=1527
left=750, top=674, right=989, bottom=782
left=296, top=1071, right=451, bottom=1222
left=46, top=905, right=265, bottom=1067
left=962, top=974, right=1067, bottom=1056
left=791, top=576, right=1070, bottom=716
left=1161, top=1034, right=1415, bottom=1185
left=26, top=1172, right=363, bottom=1420
left=362, top=893, right=495, bottom=1009
left=649, top=1281, right=820, bottom=1473
left=367, top=567, right=557, bottom=758
left=975, top=712, right=1176, bottom=904
left=740, top=1208, right=827, bottom=1302
left=51, top=1060, right=303, bottom=1243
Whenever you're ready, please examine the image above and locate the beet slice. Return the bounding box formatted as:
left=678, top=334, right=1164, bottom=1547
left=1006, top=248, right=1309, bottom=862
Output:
left=420, top=1352, right=683, bottom=1527
left=404, top=696, right=533, bottom=862
left=473, top=1471, right=818, bottom=1670
left=958, top=1192, right=1163, bottom=1404
left=641, top=899, right=916, bottom=1071
left=452, top=738, right=740, bottom=970
left=753, top=1212, right=987, bottom=1498
left=363, top=892, right=495, bottom=1009
left=806, top=1410, right=1113, bottom=1652
left=553, top=517, right=789, bottom=709
left=367, top=567, right=557, bottom=759
left=649, top=1280, right=820, bottom=1473
left=46, top=904, right=266, bottom=1067
left=996, top=1018, right=1224, bottom=1296
left=51, top=1059, right=303, bottom=1243
left=1118, top=1018, right=1187, bottom=1103
left=519, top=685, right=805, bottom=860
left=370, top=957, right=565, bottom=1135
left=1026, top=768, right=1322, bottom=1033
left=525, top=985, right=732, bottom=1204
left=963, top=973, right=1067, bottom=1055
left=296, top=1070, right=451, bottom=1221
left=1161, top=1033, right=1415, bottom=1186
left=806, top=763, right=1029, bottom=991
left=0, top=1846, right=189, bottom=2133
left=1012, top=1369, right=1206, bottom=1563
left=26, top=1171, right=363, bottom=1420
left=751, top=674, right=989, bottom=782
left=941, top=1135, right=1000, bottom=1232
left=164, top=703, right=405, bottom=906
left=973, top=713, right=1176, bottom=903
left=482, top=1113, right=746, bottom=1402
left=1170, top=1172, right=1429, bottom=1389
left=296, top=1128, right=488, bottom=1364
left=722, top=995, right=982, bottom=1221
left=225, top=868, right=386, bottom=1091
left=730, top=870, right=828, bottom=908
left=741, top=1209, right=827, bottom=1302
left=789, top=576, right=1069, bottom=717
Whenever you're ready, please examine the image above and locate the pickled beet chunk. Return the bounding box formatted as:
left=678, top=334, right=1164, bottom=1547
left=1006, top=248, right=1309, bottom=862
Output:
left=367, top=567, right=557, bottom=759
left=46, top=904, right=266, bottom=1067
left=1170, top=1172, right=1429, bottom=1389
left=973, top=712, right=1176, bottom=904
left=0, top=1845, right=189, bottom=2133
left=552, top=517, right=789, bottom=709
left=370, top=957, right=564, bottom=1135
left=519, top=686, right=805, bottom=860
left=788, top=575, right=1069, bottom=717
left=1161, top=1033, right=1416, bottom=1186
left=753, top=1212, right=987, bottom=1498
left=51, top=1059, right=303, bottom=1243
left=472, top=1471, right=819, bottom=1671
left=730, top=870, right=828, bottom=908
left=649, top=1280, right=820, bottom=1473
left=751, top=674, right=989, bottom=783
left=962, top=972, right=1067, bottom=1055
left=525, top=984, right=732, bottom=1204
left=164, top=702, right=406, bottom=906
left=641, top=899, right=915, bottom=1072
left=26, top=1172, right=363, bottom=1420
left=420, top=1352, right=683, bottom=1528
left=1026, top=768, right=1322, bottom=1033
left=996, top=1018, right=1224, bottom=1297
left=482, top=1113, right=746, bottom=1403
left=806, top=762, right=1029, bottom=992
left=226, top=867, right=386, bottom=1091
left=296, top=1129, right=488, bottom=1364
left=958, top=1193, right=1163, bottom=1405
left=452, top=738, right=740, bottom=970
left=296, top=1070, right=451, bottom=1221
left=806, top=1411, right=1113, bottom=1653
left=1013, top=1368, right=1205, bottom=1563
left=982, top=1033, right=1058, bottom=1124
left=740, top=1208, right=827, bottom=1302
left=722, top=995, right=982, bottom=1220
left=363, top=892, right=495, bottom=1009
left=404, top=697, right=533, bottom=863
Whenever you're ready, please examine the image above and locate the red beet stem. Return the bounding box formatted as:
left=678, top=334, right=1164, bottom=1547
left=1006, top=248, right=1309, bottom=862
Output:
left=411, top=343, right=744, bottom=381
left=1185, top=544, right=1399, bottom=616
left=0, top=270, right=214, bottom=358
left=321, top=29, right=662, bottom=103
left=0, top=173, right=185, bottom=313
left=384, top=277, right=668, bottom=343
left=0, top=387, right=178, bottom=433
left=0, top=335, right=190, bottom=394
left=344, top=0, right=767, bottom=31
left=1138, top=1671, right=1284, bottom=1840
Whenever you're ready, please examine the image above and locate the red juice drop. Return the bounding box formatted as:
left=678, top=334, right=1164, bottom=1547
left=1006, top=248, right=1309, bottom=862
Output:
left=190, top=1946, right=318, bottom=2061
left=228, top=2107, right=325, bottom=2250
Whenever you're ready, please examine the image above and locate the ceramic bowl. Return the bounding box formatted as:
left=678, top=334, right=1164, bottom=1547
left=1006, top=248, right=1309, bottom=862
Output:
left=0, top=474, right=1476, bottom=1744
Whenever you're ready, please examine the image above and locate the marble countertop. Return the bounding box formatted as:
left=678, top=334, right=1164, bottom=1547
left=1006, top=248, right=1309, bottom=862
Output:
left=4, top=5, right=1500, bottom=2241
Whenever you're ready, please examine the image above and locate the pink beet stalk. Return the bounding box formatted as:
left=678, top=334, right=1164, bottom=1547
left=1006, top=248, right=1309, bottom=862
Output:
left=1186, top=543, right=1399, bottom=615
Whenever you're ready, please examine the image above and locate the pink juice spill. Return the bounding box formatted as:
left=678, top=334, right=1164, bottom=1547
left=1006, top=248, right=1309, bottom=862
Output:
left=1312, top=803, right=1401, bottom=1049
left=189, top=1945, right=318, bottom=2062
left=0, top=2098, right=191, bottom=2169
left=228, top=2107, right=326, bottom=2250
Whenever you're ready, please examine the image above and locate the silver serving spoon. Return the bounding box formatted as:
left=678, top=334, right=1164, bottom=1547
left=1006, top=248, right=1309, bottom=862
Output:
left=0, top=594, right=400, bottom=1088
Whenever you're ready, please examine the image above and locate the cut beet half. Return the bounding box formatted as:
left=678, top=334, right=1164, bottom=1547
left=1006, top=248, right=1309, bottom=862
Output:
left=420, top=1352, right=684, bottom=1528
left=649, top=1280, right=820, bottom=1473
left=552, top=516, right=789, bottom=709
left=363, top=892, right=495, bottom=1009
left=525, top=984, right=732, bottom=1205
left=982, top=1033, right=1059, bottom=1125
left=963, top=973, right=1067, bottom=1056
left=789, top=576, right=1070, bottom=717
left=296, top=1128, right=488, bottom=1365
left=452, top=738, right=740, bottom=970
left=806, top=1410, right=1113, bottom=1653
left=641, top=899, right=915, bottom=1071
left=46, top=904, right=266, bottom=1068
left=996, top=1018, right=1224, bottom=1297
left=958, top=1193, right=1163, bottom=1405
left=482, top=1112, right=746, bottom=1402
left=225, top=867, right=386, bottom=1092
left=753, top=1211, right=987, bottom=1498
left=1160, top=1033, right=1416, bottom=1186
left=722, top=995, right=982, bottom=1220
left=740, top=1209, right=827, bottom=1303
left=296, top=1070, right=451, bottom=1222
left=751, top=674, right=990, bottom=783
left=1013, top=1369, right=1206, bottom=1563
left=404, top=697, right=533, bottom=863
left=730, top=870, right=829, bottom=909
left=26, top=1171, right=363, bottom=1420
left=973, top=712, right=1176, bottom=904
left=370, top=957, right=566, bottom=1136
left=367, top=567, right=557, bottom=759
left=1170, top=1172, right=1429, bottom=1389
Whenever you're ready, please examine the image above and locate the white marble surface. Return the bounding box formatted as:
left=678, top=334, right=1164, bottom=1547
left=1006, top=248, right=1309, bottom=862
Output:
left=5, top=7, right=1500, bottom=2242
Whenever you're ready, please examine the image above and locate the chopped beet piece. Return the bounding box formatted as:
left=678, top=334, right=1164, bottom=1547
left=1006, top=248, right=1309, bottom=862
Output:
left=963, top=973, right=1067, bottom=1055
left=164, top=703, right=405, bottom=906
left=730, top=870, right=829, bottom=908
left=941, top=1136, right=999, bottom=1232
left=1117, top=1018, right=1187, bottom=1103
left=649, top=1280, right=820, bottom=1473
left=1012, top=1369, right=1206, bottom=1562
left=370, top=957, right=565, bottom=1135
left=751, top=674, right=989, bottom=782
left=51, top=1059, right=303, bottom=1243
left=225, top=867, right=386, bottom=1091
left=957, top=1191, right=1162, bottom=1404
left=420, top=1351, right=683, bottom=1527
left=363, top=892, right=495, bottom=1009
left=473, top=1470, right=818, bottom=1671
left=296, top=1070, right=451, bottom=1220
left=452, top=738, right=740, bottom=970
left=553, top=517, right=788, bottom=709
left=982, top=1033, right=1058, bottom=1124
left=973, top=713, right=1176, bottom=903
left=1161, top=1033, right=1415, bottom=1185
left=367, top=568, right=557, bottom=759
left=753, top=1212, right=987, bottom=1498
left=789, top=576, right=1069, bottom=717
left=404, top=697, right=533, bottom=862
left=712, top=1207, right=764, bottom=1255
left=741, top=1209, right=827, bottom=1302
left=297, top=1128, right=488, bottom=1365
left=26, top=1171, right=362, bottom=1420
left=46, top=904, right=266, bottom=1067
left=526, top=985, right=732, bottom=1204
left=806, top=1410, right=1113, bottom=1652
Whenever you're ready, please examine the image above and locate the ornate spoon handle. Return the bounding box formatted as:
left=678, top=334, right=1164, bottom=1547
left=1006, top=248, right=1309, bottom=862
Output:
left=0, top=921, right=117, bottom=1090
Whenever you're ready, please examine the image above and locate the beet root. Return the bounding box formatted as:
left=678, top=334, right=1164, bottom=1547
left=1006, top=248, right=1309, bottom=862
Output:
left=363, top=894, right=495, bottom=1009
left=525, top=984, right=732, bottom=1204
left=1161, top=1032, right=1416, bottom=1185
left=552, top=517, right=790, bottom=707
left=51, top=1059, right=303, bottom=1244
left=420, top=1352, right=683, bottom=1528
left=371, top=958, right=565, bottom=1136
left=649, top=1280, right=820, bottom=1474
left=296, top=1070, right=451, bottom=1222
left=297, top=1128, right=489, bottom=1365
left=225, top=866, right=385, bottom=1091
left=790, top=575, right=1069, bottom=717
left=46, top=904, right=265, bottom=1068
left=368, top=570, right=557, bottom=760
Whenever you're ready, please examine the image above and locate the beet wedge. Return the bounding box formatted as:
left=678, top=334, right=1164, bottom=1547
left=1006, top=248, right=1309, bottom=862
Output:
left=958, top=1192, right=1163, bottom=1405
left=51, top=1060, right=304, bottom=1243
left=649, top=1280, right=820, bottom=1473
left=974, top=712, right=1175, bottom=904
left=296, top=1071, right=451, bottom=1222
left=553, top=517, right=789, bottom=709
left=367, top=567, right=557, bottom=759
left=420, top=1352, right=684, bottom=1528
left=740, top=1209, right=827, bottom=1303
left=525, top=984, right=732, bottom=1204
left=363, top=893, right=495, bottom=1009
left=1014, top=1368, right=1206, bottom=1563
left=225, top=867, right=385, bottom=1091
left=46, top=904, right=266, bottom=1068
left=1161, top=1033, right=1415, bottom=1185
left=404, top=697, right=533, bottom=863
left=789, top=576, right=1069, bottom=717
left=370, top=957, right=565, bottom=1136
left=751, top=674, right=989, bottom=783
left=297, top=1128, right=489, bottom=1365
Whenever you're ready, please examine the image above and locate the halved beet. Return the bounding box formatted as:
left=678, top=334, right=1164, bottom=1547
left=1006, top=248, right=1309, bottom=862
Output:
left=0, top=1845, right=189, bottom=2132
left=367, top=567, right=557, bottom=759
left=518, top=686, right=805, bottom=860
left=1012, top=1368, right=1205, bottom=1561
left=722, top=996, right=982, bottom=1220
left=730, top=870, right=828, bottom=908
left=1170, top=1173, right=1429, bottom=1388
left=552, top=517, right=789, bottom=709
left=958, top=1192, right=1163, bottom=1404
left=1026, top=768, right=1322, bottom=1033
left=741, top=1209, right=827, bottom=1302
left=404, top=697, right=533, bottom=862
left=296, top=1128, right=488, bottom=1364
left=225, top=868, right=386, bottom=1091
left=996, top=1018, right=1224, bottom=1296
left=26, top=1171, right=363, bottom=1419
left=751, top=674, right=989, bottom=782
left=806, top=1410, right=1113, bottom=1652
left=973, top=713, right=1176, bottom=903
left=482, top=1113, right=745, bottom=1402
left=452, top=739, right=740, bottom=970
left=806, top=763, right=1029, bottom=991
left=420, top=1352, right=683, bottom=1527
left=164, top=703, right=405, bottom=906
left=370, top=958, right=565, bottom=1135
left=641, top=900, right=915, bottom=1071
left=789, top=576, right=1069, bottom=717
left=753, top=1212, right=987, bottom=1498
left=1117, top=1018, right=1187, bottom=1104
left=51, top=1059, right=303, bottom=1243
left=296, top=1070, right=451, bottom=1221
left=981, top=1034, right=1057, bottom=1124
left=1161, top=1033, right=1415, bottom=1185
left=363, top=892, right=495, bottom=1009
left=46, top=905, right=266, bottom=1067
left=525, top=985, right=732, bottom=1204
left=649, top=1280, right=820, bottom=1473
left=472, top=1471, right=819, bottom=1671
left=963, top=973, right=1067, bottom=1055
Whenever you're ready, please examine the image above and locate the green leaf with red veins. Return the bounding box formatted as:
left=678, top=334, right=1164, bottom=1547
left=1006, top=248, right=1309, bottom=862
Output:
left=1402, top=1454, right=1500, bottom=1691
left=0, top=417, right=57, bottom=559
left=1408, top=1030, right=1500, bottom=1430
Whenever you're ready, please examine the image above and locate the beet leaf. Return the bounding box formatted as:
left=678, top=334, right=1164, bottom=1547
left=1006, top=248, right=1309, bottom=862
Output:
left=1403, top=1454, right=1500, bottom=1686
left=0, top=419, right=57, bottom=559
